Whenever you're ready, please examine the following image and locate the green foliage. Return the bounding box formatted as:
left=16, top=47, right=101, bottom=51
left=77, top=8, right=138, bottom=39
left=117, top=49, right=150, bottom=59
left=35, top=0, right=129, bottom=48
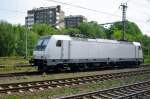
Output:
left=109, top=21, right=143, bottom=41
left=77, top=21, right=106, bottom=38
left=14, top=25, right=27, bottom=56
left=32, top=24, right=58, bottom=36
left=0, top=21, right=15, bottom=56
left=108, top=21, right=150, bottom=59
left=27, top=31, right=38, bottom=55
left=0, top=20, right=150, bottom=58
left=0, top=22, right=59, bottom=56
left=60, top=28, right=81, bottom=36
left=113, top=30, right=122, bottom=40
left=144, top=55, right=150, bottom=63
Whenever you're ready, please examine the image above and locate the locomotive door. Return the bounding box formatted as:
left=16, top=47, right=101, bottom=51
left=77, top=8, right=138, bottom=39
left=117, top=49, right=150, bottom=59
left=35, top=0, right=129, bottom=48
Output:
left=61, top=40, right=70, bottom=59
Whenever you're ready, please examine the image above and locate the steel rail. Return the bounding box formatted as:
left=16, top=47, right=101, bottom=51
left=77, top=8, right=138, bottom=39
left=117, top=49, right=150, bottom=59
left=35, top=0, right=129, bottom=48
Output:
left=0, top=68, right=150, bottom=94
left=0, top=64, right=149, bottom=78
left=0, top=64, right=32, bottom=68
left=0, top=71, right=42, bottom=77
left=59, top=80, right=150, bottom=99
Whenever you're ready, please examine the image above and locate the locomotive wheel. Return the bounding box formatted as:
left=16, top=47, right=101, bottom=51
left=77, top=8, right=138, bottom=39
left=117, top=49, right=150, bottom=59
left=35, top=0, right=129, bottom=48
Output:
left=38, top=65, right=48, bottom=72
left=38, top=66, right=42, bottom=71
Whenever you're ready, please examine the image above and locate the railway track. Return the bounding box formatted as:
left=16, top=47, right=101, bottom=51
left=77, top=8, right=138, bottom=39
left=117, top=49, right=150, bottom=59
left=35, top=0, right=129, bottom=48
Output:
left=0, top=64, right=32, bottom=68
left=59, top=80, right=150, bottom=99
left=0, top=64, right=149, bottom=78
left=0, top=71, right=42, bottom=77
left=0, top=68, right=150, bottom=94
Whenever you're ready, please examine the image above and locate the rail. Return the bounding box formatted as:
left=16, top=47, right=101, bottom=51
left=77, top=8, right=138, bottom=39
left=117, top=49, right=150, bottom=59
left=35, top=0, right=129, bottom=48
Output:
left=0, top=68, right=149, bottom=94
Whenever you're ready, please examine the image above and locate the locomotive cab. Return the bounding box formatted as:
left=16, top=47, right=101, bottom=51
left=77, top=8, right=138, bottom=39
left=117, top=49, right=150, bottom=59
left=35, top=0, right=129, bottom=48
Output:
left=32, top=36, right=51, bottom=66
left=32, top=35, right=71, bottom=70
left=133, top=42, right=143, bottom=64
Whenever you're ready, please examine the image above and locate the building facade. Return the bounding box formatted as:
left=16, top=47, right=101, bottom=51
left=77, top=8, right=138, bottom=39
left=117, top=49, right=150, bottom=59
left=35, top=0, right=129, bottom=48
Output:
left=25, top=5, right=64, bottom=29
left=64, top=15, right=87, bottom=28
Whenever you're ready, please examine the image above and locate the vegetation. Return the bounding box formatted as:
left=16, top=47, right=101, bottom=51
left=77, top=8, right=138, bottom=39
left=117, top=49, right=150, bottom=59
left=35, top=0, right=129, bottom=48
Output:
left=0, top=57, right=28, bottom=65
left=0, top=20, right=150, bottom=62
left=0, top=57, right=36, bottom=73
left=144, top=55, right=150, bottom=63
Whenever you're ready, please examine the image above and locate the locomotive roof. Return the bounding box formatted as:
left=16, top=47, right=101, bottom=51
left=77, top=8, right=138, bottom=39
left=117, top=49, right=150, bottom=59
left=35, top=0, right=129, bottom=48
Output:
left=52, top=35, right=71, bottom=40
left=51, top=35, right=139, bottom=45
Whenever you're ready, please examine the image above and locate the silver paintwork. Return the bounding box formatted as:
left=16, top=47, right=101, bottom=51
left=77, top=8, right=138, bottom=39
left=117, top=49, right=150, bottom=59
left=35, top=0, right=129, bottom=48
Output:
left=33, top=35, right=143, bottom=66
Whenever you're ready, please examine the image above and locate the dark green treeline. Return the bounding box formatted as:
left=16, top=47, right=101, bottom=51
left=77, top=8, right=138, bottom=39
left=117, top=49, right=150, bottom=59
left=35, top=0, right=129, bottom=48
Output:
left=0, top=21, right=150, bottom=57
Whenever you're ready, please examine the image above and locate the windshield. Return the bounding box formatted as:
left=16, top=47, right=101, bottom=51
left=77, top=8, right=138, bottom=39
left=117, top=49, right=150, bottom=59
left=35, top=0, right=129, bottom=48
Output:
left=35, top=36, right=50, bottom=51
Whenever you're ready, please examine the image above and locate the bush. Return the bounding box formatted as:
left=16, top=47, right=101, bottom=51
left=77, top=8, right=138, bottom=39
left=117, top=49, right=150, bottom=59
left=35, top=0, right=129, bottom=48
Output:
left=144, top=55, right=150, bottom=63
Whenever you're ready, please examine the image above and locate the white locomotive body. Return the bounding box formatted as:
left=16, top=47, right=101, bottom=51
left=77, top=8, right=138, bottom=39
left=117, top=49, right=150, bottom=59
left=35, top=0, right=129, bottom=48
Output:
left=32, top=35, right=143, bottom=71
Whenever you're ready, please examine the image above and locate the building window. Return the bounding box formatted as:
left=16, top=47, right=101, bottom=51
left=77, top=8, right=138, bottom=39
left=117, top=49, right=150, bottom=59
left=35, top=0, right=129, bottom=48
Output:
left=49, top=11, right=52, bottom=14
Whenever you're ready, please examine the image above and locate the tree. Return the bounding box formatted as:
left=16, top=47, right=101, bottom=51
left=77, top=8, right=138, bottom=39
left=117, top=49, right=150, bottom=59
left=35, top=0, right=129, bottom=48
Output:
left=108, top=21, right=150, bottom=56
left=27, top=31, right=38, bottom=55
left=32, top=24, right=58, bottom=36
left=13, top=25, right=27, bottom=56
left=0, top=20, right=149, bottom=57
left=77, top=21, right=106, bottom=38
left=0, top=21, right=15, bottom=56
left=109, top=21, right=143, bottom=41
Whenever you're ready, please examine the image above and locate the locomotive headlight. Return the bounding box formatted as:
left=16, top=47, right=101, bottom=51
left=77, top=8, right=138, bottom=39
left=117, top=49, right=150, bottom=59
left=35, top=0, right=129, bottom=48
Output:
left=41, top=56, right=46, bottom=59
left=44, top=53, right=49, bottom=59
left=41, top=56, right=44, bottom=59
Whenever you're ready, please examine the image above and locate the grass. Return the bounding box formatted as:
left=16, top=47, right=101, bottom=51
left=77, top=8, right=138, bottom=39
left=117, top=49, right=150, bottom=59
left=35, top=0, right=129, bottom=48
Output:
left=144, top=55, right=150, bottom=64
left=0, top=57, right=37, bottom=73
left=0, top=66, right=37, bottom=73
left=1, top=73, right=150, bottom=99
left=0, top=56, right=29, bottom=65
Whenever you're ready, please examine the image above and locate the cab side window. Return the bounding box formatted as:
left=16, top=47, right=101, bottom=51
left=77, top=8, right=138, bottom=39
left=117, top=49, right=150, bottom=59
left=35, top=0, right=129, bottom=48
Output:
left=56, top=40, right=62, bottom=47
left=138, top=46, right=141, bottom=50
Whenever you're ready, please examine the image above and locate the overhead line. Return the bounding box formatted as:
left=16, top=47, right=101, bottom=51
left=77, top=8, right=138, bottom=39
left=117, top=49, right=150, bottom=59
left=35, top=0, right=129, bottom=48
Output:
left=130, top=0, right=150, bottom=9
left=0, top=0, right=149, bottom=26
left=46, top=0, right=121, bottom=17
left=46, top=0, right=149, bottom=24
left=0, top=8, right=25, bottom=14
left=0, top=0, right=148, bottom=24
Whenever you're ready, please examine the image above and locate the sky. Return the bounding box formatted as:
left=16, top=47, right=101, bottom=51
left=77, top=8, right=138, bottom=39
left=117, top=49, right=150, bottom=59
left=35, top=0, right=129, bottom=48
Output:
left=0, top=0, right=150, bottom=36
